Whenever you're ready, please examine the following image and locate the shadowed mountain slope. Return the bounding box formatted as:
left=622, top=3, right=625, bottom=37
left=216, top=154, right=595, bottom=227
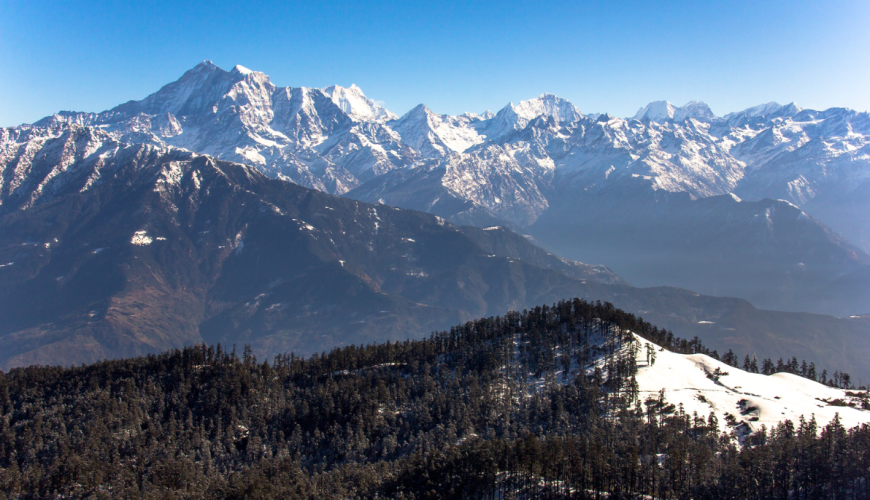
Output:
left=25, top=63, right=870, bottom=317
left=2, top=124, right=870, bottom=380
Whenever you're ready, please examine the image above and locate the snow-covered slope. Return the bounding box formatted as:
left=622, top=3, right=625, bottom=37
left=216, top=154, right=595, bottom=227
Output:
left=18, top=62, right=870, bottom=315
left=530, top=330, right=870, bottom=441
left=32, top=61, right=412, bottom=195
left=723, top=101, right=789, bottom=121
left=388, top=104, right=485, bottom=155
left=633, top=100, right=716, bottom=123
left=0, top=125, right=160, bottom=211
left=321, top=84, right=397, bottom=122
left=25, top=62, right=870, bottom=249
left=483, top=93, right=584, bottom=139
left=632, top=335, right=870, bottom=438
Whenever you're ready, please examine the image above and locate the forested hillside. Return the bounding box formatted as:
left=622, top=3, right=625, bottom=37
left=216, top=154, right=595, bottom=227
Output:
left=2, top=299, right=869, bottom=498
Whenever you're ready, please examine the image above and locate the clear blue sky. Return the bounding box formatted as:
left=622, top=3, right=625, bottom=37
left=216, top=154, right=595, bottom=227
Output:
left=2, top=0, right=869, bottom=126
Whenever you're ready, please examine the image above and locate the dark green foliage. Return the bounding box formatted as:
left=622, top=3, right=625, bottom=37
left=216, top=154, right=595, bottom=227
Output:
left=1, top=299, right=868, bottom=498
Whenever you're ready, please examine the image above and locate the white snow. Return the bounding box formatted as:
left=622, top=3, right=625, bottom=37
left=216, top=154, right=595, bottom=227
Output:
left=321, top=84, right=397, bottom=122
left=633, top=100, right=715, bottom=122
left=390, top=104, right=484, bottom=154
left=512, top=93, right=584, bottom=123
left=633, top=101, right=679, bottom=122
left=131, top=230, right=153, bottom=246
left=6, top=61, right=869, bottom=249
left=233, top=232, right=244, bottom=253
left=724, top=101, right=784, bottom=120
left=632, top=335, right=870, bottom=436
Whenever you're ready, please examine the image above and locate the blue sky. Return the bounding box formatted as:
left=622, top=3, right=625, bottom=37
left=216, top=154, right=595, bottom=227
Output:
left=2, top=0, right=869, bottom=126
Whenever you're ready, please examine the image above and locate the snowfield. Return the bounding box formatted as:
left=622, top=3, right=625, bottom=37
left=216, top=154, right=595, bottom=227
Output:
left=633, top=335, right=870, bottom=437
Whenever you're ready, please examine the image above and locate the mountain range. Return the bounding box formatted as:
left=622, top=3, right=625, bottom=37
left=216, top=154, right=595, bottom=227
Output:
left=4, top=60, right=870, bottom=500
left=2, top=123, right=870, bottom=382
left=25, top=61, right=870, bottom=316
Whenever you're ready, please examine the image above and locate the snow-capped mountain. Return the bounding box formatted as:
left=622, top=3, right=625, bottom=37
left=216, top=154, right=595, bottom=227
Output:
left=723, top=101, right=794, bottom=121
left=4, top=124, right=870, bottom=378
left=633, top=100, right=716, bottom=122
left=321, top=83, right=397, bottom=122
left=388, top=104, right=485, bottom=156
left=483, top=93, right=584, bottom=138
left=0, top=124, right=639, bottom=369
left=17, top=62, right=870, bottom=315
left=27, top=62, right=868, bottom=249
left=32, top=61, right=411, bottom=195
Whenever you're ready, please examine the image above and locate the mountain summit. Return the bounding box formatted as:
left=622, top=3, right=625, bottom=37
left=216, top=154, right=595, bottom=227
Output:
left=632, top=100, right=716, bottom=122
left=19, top=62, right=870, bottom=316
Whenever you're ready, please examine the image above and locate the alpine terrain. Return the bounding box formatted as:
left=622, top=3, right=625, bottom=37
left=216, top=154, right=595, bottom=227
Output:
left=3, top=61, right=870, bottom=500
left=26, top=62, right=870, bottom=316
left=2, top=124, right=870, bottom=382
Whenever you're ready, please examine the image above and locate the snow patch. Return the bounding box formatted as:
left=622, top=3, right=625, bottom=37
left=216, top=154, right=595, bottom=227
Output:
left=131, top=230, right=153, bottom=246
left=632, top=335, right=870, bottom=437
left=233, top=232, right=244, bottom=253
left=232, top=65, right=254, bottom=75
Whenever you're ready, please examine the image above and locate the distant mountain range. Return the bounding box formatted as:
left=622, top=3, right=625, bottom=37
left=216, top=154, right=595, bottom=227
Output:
left=22, top=62, right=870, bottom=316
left=2, top=125, right=870, bottom=381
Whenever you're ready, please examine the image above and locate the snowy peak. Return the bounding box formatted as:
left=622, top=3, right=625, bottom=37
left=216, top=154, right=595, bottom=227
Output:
left=726, top=101, right=783, bottom=119
left=485, top=94, right=583, bottom=138
left=633, top=100, right=677, bottom=121
left=389, top=104, right=484, bottom=155
left=391, top=103, right=436, bottom=130
left=231, top=64, right=254, bottom=75
left=104, top=61, right=254, bottom=120
left=724, top=101, right=804, bottom=123
left=680, top=101, right=716, bottom=121
left=195, top=59, right=218, bottom=70
left=633, top=100, right=715, bottom=122
left=24, top=62, right=413, bottom=193
left=512, top=93, right=584, bottom=123
left=776, top=102, right=803, bottom=117
left=321, top=84, right=397, bottom=122
left=33, top=111, right=100, bottom=128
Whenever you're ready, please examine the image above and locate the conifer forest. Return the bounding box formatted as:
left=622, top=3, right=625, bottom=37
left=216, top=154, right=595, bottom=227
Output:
left=1, top=299, right=869, bottom=499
